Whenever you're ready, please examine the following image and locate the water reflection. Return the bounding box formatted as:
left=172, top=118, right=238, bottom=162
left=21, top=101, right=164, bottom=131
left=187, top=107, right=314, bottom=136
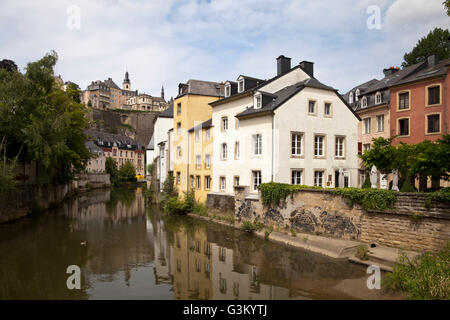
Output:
left=0, top=188, right=370, bottom=300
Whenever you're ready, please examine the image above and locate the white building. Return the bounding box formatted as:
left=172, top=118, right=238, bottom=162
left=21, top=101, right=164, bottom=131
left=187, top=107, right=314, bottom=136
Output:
left=210, top=55, right=360, bottom=195
left=146, top=102, right=173, bottom=187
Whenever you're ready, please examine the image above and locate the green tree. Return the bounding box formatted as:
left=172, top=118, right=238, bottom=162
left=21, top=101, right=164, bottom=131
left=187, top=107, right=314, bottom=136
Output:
left=0, top=51, right=90, bottom=186
left=105, top=157, right=119, bottom=185
left=444, top=0, right=450, bottom=16
left=118, top=161, right=137, bottom=182
left=65, top=82, right=81, bottom=103
left=359, top=137, right=397, bottom=174
left=402, top=28, right=450, bottom=67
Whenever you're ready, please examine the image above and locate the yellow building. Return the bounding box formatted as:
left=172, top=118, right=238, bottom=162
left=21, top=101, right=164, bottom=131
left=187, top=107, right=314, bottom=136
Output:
left=172, top=80, right=222, bottom=202
left=188, top=119, right=213, bottom=203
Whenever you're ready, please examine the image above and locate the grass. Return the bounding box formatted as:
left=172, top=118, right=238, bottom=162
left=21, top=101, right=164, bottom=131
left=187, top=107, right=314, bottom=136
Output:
left=383, top=243, right=450, bottom=300
left=355, top=245, right=370, bottom=261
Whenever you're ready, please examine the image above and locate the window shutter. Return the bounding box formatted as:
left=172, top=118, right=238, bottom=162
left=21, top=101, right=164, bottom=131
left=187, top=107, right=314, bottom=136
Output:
left=358, top=142, right=362, bottom=155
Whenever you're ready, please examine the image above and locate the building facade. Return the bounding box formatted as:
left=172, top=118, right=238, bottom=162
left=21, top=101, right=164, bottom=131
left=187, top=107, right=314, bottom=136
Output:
left=210, top=56, right=360, bottom=196
left=172, top=80, right=222, bottom=200
left=85, top=130, right=146, bottom=177
left=85, top=141, right=106, bottom=173
left=126, top=90, right=168, bottom=112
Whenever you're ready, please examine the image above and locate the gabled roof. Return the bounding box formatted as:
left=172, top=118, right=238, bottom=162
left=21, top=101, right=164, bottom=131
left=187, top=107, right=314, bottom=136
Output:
left=104, top=78, right=121, bottom=90
left=392, top=58, right=450, bottom=87
left=176, top=79, right=222, bottom=98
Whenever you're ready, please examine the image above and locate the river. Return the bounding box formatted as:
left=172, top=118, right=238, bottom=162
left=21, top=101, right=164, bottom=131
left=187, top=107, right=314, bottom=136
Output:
left=0, top=187, right=396, bottom=300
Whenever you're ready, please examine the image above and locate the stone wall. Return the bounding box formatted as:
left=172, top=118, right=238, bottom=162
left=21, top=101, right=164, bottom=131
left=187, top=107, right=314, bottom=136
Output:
left=76, top=173, right=111, bottom=190
left=0, top=184, right=76, bottom=224
left=206, top=192, right=235, bottom=216
left=234, top=186, right=450, bottom=252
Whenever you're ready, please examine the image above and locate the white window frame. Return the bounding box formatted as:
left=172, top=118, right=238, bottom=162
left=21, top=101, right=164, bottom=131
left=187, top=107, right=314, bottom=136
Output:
left=220, top=177, right=226, bottom=191
left=177, top=146, right=181, bottom=158
left=252, top=134, right=262, bottom=156
left=221, top=143, right=227, bottom=160
left=205, top=176, right=211, bottom=190
left=235, top=141, right=240, bottom=159
left=291, top=132, right=303, bottom=156
left=252, top=171, right=262, bottom=192
left=238, top=79, right=244, bottom=93
left=314, top=170, right=324, bottom=187
left=376, top=114, right=384, bottom=132
left=221, top=117, right=228, bottom=131
left=254, top=94, right=262, bottom=109
left=205, top=154, right=211, bottom=169
left=364, top=118, right=371, bottom=134
left=335, top=136, right=345, bottom=158
left=375, top=92, right=381, bottom=104
left=314, top=135, right=325, bottom=157
left=362, top=96, right=367, bottom=108
left=195, top=155, right=201, bottom=169
left=225, top=85, right=231, bottom=97
left=291, top=170, right=302, bottom=185
left=196, top=175, right=201, bottom=189
left=349, top=92, right=354, bottom=104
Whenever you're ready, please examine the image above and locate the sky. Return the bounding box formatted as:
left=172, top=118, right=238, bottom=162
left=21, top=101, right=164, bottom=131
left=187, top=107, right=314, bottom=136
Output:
left=0, top=0, right=448, bottom=98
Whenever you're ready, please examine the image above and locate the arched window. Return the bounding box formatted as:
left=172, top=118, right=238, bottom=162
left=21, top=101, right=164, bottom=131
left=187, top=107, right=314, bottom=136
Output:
left=362, top=96, right=367, bottom=108
left=355, top=89, right=360, bottom=101
left=349, top=92, right=354, bottom=104
left=375, top=91, right=381, bottom=104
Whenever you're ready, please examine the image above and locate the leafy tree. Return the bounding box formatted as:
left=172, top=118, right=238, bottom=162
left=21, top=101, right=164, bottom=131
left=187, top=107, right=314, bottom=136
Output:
left=359, top=137, right=397, bottom=174
left=105, top=157, right=119, bottom=185
left=402, top=28, right=450, bottom=67
left=65, top=82, right=81, bottom=103
left=118, top=161, right=137, bottom=182
left=0, top=51, right=90, bottom=186
left=0, top=59, right=18, bottom=72
left=444, top=0, right=450, bottom=16
left=162, top=173, right=177, bottom=198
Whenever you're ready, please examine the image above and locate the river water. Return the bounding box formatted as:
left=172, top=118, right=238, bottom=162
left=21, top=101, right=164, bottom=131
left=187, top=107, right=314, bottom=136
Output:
left=0, top=187, right=394, bottom=300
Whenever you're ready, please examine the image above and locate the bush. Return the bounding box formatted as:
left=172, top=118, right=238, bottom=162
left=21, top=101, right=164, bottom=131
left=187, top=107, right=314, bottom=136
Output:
left=362, top=173, right=371, bottom=189
left=383, top=243, right=450, bottom=300
left=400, top=173, right=416, bottom=192
left=333, top=188, right=397, bottom=211
left=162, top=173, right=177, bottom=198
left=355, top=245, right=370, bottom=260
left=183, top=189, right=196, bottom=213
left=118, top=161, right=137, bottom=182
left=165, top=197, right=189, bottom=215
left=425, top=187, right=450, bottom=209
left=241, top=221, right=256, bottom=233
left=258, top=182, right=322, bottom=206
left=193, top=203, right=207, bottom=216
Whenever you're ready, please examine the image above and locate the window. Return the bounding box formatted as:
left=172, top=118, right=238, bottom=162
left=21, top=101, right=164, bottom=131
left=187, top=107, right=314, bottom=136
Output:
left=314, top=171, right=324, bottom=187
left=308, top=100, right=316, bottom=114
left=362, top=96, right=367, bottom=108
left=252, top=171, right=262, bottom=191
left=363, top=143, right=371, bottom=152
left=234, top=176, right=240, bottom=186
left=314, top=135, right=325, bottom=157
left=427, top=114, right=440, bottom=134
left=349, top=92, right=354, bottom=104
left=324, top=103, right=331, bottom=116
left=196, top=155, right=201, bottom=169
left=427, top=86, right=440, bottom=105
left=225, top=85, right=231, bottom=97
left=234, top=141, right=240, bottom=159
left=177, top=122, right=181, bottom=135
left=355, top=89, right=360, bottom=101
left=205, top=128, right=210, bottom=140
left=195, top=130, right=199, bottom=142
left=375, top=92, right=381, bottom=104
left=291, top=170, right=302, bottom=185
left=398, top=118, right=409, bottom=136
left=196, top=176, right=201, bottom=189
left=220, top=177, right=226, bottom=191
left=177, top=103, right=181, bottom=115
left=205, top=154, right=211, bottom=169
left=291, top=132, right=303, bottom=156
left=335, top=136, right=345, bottom=158
left=238, top=79, right=244, bottom=93
left=252, top=134, right=262, bottom=156
left=376, top=115, right=384, bottom=132
left=221, top=143, right=227, bottom=160
left=177, top=172, right=181, bottom=184
left=190, top=175, right=194, bottom=188
left=221, top=117, right=228, bottom=131
left=255, top=95, right=262, bottom=109
left=364, top=118, right=371, bottom=134
left=177, top=146, right=181, bottom=158
left=398, top=92, right=409, bottom=110
left=205, top=176, right=211, bottom=190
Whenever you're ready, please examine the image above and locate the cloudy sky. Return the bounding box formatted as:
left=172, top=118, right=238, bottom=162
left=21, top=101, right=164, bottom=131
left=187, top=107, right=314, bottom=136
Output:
left=0, top=0, right=448, bottom=97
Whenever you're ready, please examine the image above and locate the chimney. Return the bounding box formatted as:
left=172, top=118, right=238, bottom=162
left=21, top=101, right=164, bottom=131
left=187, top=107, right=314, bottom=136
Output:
left=427, top=54, right=440, bottom=67
left=277, top=55, right=291, bottom=76
left=299, top=60, right=314, bottom=77
left=383, top=67, right=399, bottom=77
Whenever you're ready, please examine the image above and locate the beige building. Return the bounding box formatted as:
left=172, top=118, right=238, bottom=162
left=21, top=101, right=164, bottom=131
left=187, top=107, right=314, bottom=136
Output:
left=126, top=88, right=167, bottom=112
left=85, top=141, right=106, bottom=173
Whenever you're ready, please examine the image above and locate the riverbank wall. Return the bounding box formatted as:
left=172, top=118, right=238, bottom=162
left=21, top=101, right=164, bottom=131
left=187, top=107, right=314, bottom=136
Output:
left=0, top=173, right=111, bottom=224
left=233, top=186, right=450, bottom=252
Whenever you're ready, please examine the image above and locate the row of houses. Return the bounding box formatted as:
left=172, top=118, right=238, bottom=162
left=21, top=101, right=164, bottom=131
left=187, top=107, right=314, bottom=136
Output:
left=147, top=54, right=449, bottom=203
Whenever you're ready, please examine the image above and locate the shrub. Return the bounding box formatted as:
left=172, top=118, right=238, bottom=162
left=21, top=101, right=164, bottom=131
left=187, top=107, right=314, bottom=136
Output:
left=383, top=243, right=450, bottom=300
left=264, top=227, right=273, bottom=240
left=241, top=221, right=256, bottom=233
left=162, top=173, right=177, bottom=198
left=425, top=187, right=450, bottom=209
left=118, top=161, right=137, bottom=182
left=164, top=197, right=188, bottom=215
left=355, top=245, right=370, bottom=260
left=333, top=188, right=397, bottom=211
left=258, top=182, right=322, bottom=206
left=183, top=189, right=196, bottom=213
left=290, top=228, right=297, bottom=237
left=193, top=203, right=207, bottom=216
left=362, top=173, right=371, bottom=189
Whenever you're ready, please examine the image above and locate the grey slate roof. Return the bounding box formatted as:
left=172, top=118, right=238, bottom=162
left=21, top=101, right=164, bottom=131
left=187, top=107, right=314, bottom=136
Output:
left=146, top=135, right=155, bottom=150
left=393, top=58, right=450, bottom=86
left=188, top=118, right=213, bottom=132
left=85, top=129, right=144, bottom=150
left=177, top=79, right=222, bottom=98
left=235, top=78, right=336, bottom=119
left=104, top=78, right=121, bottom=90
left=159, top=100, right=173, bottom=118
left=85, top=140, right=104, bottom=156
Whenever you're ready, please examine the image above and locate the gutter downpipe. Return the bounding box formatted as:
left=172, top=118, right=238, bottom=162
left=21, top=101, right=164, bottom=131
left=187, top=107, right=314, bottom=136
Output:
left=443, top=72, right=448, bottom=134
left=271, top=111, right=274, bottom=182
left=187, top=129, right=190, bottom=193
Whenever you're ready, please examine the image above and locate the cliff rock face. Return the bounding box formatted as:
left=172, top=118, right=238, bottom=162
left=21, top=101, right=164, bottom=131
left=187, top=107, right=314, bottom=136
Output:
left=88, top=109, right=159, bottom=146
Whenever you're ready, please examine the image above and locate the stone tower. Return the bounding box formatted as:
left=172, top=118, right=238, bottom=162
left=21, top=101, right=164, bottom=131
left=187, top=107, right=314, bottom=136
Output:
left=161, top=85, right=165, bottom=100
left=123, top=71, right=131, bottom=90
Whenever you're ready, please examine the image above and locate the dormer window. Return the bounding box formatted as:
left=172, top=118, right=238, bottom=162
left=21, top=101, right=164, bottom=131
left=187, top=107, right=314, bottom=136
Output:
left=362, top=96, right=367, bottom=108
left=375, top=92, right=381, bottom=104
left=349, top=92, right=354, bottom=104
left=225, top=85, right=231, bottom=98
left=355, top=89, right=360, bottom=101
left=254, top=94, right=262, bottom=109
left=238, top=79, right=244, bottom=93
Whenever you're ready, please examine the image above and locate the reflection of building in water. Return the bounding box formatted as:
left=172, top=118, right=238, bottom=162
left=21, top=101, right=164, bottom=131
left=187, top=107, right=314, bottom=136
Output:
left=172, top=228, right=213, bottom=300
left=152, top=218, right=173, bottom=285
left=210, top=244, right=290, bottom=300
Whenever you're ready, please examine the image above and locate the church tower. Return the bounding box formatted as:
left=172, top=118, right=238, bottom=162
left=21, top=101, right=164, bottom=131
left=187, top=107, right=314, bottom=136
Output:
left=161, top=86, right=165, bottom=100
left=123, top=71, right=131, bottom=90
